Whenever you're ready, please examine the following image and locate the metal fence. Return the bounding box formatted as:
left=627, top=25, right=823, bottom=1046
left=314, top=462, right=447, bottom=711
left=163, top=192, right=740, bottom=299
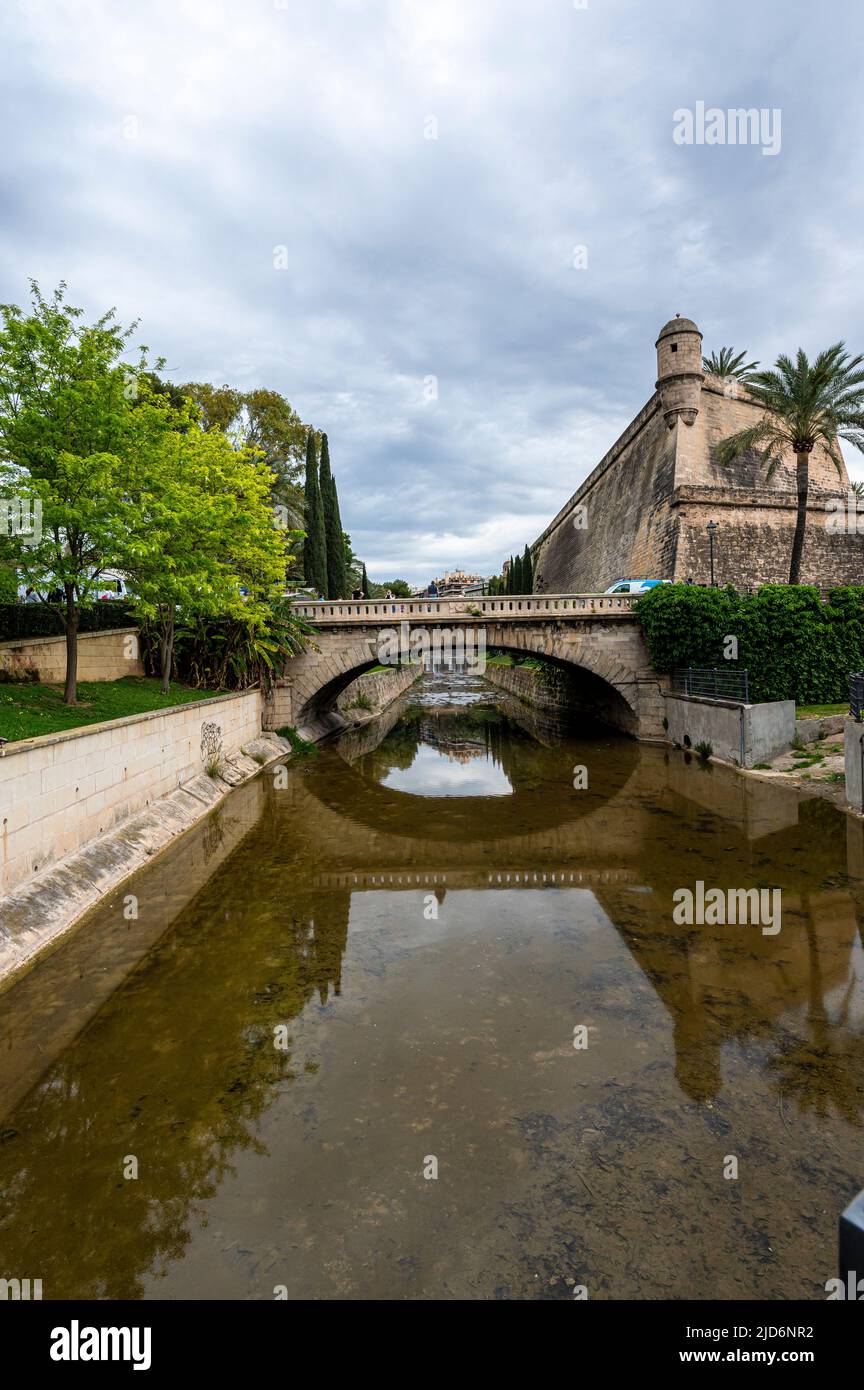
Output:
left=850, top=672, right=864, bottom=721
left=673, top=667, right=750, bottom=703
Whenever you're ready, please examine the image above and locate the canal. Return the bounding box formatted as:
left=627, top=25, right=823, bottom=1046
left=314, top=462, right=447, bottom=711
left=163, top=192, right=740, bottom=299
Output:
left=1, top=669, right=863, bottom=1299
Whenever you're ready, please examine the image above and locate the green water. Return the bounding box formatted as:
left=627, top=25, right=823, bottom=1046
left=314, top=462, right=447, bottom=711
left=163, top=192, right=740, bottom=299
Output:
left=1, top=672, right=863, bottom=1300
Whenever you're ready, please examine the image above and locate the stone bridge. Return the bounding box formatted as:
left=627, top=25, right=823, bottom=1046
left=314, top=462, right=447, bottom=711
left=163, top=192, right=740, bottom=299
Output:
left=265, top=593, right=667, bottom=740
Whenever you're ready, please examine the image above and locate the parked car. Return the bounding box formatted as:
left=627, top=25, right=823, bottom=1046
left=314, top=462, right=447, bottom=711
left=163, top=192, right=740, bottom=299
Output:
left=603, top=579, right=671, bottom=595
left=94, top=571, right=130, bottom=601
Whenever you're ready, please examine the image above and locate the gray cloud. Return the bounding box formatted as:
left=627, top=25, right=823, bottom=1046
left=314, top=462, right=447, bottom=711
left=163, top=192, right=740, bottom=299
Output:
left=2, top=0, right=863, bottom=585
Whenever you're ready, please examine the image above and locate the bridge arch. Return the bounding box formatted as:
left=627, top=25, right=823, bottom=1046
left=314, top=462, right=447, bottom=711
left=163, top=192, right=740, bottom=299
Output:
left=268, top=612, right=665, bottom=741
left=482, top=630, right=640, bottom=735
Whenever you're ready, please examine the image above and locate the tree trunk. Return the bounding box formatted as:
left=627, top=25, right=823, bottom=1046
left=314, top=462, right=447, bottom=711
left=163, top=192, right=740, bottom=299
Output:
left=788, top=450, right=810, bottom=585
left=63, top=582, right=79, bottom=705
left=159, top=612, right=175, bottom=695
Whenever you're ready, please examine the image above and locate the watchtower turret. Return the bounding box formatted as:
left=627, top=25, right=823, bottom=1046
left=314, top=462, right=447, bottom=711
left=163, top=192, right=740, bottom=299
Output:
left=655, top=315, right=704, bottom=428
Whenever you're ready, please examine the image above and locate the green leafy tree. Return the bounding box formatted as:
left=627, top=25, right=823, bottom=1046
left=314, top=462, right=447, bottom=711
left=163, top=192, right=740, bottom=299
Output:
left=302, top=431, right=326, bottom=595
left=139, top=371, right=190, bottom=414
left=702, top=347, right=760, bottom=380
left=0, top=281, right=141, bottom=703
left=242, top=387, right=306, bottom=527
left=178, top=381, right=244, bottom=433
left=177, top=383, right=309, bottom=570
left=119, top=388, right=290, bottom=691
left=370, top=577, right=411, bottom=597
left=716, top=344, right=864, bottom=584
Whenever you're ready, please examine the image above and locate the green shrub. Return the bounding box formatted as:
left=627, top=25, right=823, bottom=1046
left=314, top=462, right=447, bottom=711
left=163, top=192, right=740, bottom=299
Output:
left=636, top=584, right=864, bottom=705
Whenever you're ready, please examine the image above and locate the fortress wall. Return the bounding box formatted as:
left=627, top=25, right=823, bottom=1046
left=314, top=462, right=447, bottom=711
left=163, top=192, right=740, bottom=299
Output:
left=686, top=380, right=848, bottom=494
left=671, top=490, right=864, bottom=586
left=534, top=400, right=680, bottom=593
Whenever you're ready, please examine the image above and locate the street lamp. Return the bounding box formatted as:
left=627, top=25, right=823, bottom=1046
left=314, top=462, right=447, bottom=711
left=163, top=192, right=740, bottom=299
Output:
left=706, top=519, right=718, bottom=587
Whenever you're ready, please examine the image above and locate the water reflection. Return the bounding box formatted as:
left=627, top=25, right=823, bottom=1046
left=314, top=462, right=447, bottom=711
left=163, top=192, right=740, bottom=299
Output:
left=381, top=739, right=514, bottom=797
left=0, top=673, right=862, bottom=1300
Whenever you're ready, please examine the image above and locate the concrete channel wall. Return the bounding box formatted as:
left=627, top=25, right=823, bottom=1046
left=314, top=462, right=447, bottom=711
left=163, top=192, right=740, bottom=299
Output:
left=664, top=693, right=795, bottom=768
left=844, top=719, right=864, bottom=811
left=0, top=690, right=263, bottom=898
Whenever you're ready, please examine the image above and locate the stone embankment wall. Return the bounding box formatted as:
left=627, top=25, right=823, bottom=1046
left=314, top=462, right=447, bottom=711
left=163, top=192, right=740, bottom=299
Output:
left=482, top=659, right=640, bottom=733
left=0, top=627, right=144, bottom=683
left=0, top=689, right=262, bottom=898
left=336, top=664, right=421, bottom=716
left=482, top=661, right=574, bottom=711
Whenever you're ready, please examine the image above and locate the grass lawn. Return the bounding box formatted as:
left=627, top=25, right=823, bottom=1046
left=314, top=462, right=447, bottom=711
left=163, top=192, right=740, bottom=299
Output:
left=0, top=676, right=221, bottom=744
left=795, top=702, right=849, bottom=719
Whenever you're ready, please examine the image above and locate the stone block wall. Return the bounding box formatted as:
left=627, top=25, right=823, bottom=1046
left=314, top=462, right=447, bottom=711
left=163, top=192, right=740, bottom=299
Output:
left=0, top=627, right=144, bottom=683
left=482, top=661, right=577, bottom=713
left=0, top=690, right=262, bottom=897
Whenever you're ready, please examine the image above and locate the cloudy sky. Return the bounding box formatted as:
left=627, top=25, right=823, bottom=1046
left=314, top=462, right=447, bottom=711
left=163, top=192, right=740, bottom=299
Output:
left=2, top=0, right=863, bottom=586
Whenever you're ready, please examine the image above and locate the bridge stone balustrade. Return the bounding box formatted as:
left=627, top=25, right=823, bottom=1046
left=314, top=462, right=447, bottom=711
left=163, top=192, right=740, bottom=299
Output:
left=290, top=592, right=638, bottom=622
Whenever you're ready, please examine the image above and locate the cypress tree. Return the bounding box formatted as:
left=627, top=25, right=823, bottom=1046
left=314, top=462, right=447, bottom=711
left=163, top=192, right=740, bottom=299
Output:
left=302, top=432, right=327, bottom=595
left=512, top=553, right=523, bottom=593
left=318, top=433, right=344, bottom=600
left=522, top=544, right=533, bottom=594
left=360, top=562, right=369, bottom=597
left=330, top=474, right=348, bottom=598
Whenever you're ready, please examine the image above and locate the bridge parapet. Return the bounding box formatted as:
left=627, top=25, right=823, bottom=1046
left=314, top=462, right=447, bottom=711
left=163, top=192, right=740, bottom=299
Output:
left=291, top=593, right=638, bottom=623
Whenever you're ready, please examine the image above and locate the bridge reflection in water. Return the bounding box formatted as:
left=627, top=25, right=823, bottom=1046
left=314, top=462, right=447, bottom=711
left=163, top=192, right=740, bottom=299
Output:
left=0, top=671, right=862, bottom=1301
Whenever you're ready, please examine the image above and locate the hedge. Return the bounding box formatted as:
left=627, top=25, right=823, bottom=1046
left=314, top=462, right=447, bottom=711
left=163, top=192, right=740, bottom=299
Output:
left=0, top=601, right=135, bottom=643
left=635, top=584, right=864, bottom=705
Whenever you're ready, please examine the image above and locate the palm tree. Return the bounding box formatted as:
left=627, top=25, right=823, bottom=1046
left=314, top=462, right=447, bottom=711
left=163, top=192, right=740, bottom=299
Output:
left=716, top=344, right=864, bottom=584
left=702, top=346, right=759, bottom=380
left=851, top=480, right=864, bottom=499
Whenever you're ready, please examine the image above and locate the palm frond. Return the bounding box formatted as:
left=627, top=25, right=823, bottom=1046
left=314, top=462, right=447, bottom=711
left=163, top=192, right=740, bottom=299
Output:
left=714, top=418, right=778, bottom=468
left=702, top=346, right=760, bottom=379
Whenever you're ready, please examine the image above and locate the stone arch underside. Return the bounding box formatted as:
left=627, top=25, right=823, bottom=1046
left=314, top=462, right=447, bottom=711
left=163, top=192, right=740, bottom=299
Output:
left=483, top=620, right=663, bottom=737
left=291, top=641, right=382, bottom=739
